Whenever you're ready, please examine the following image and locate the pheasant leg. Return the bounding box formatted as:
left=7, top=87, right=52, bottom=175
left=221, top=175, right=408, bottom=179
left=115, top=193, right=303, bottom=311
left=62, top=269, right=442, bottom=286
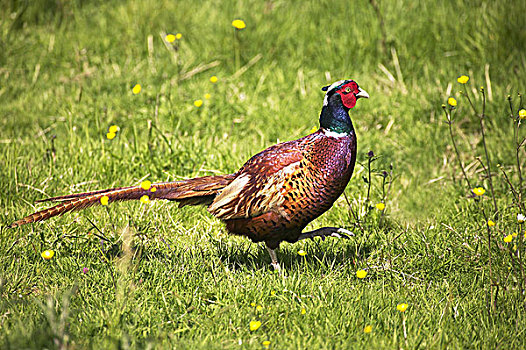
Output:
left=298, top=227, right=354, bottom=241
left=265, top=245, right=281, bottom=271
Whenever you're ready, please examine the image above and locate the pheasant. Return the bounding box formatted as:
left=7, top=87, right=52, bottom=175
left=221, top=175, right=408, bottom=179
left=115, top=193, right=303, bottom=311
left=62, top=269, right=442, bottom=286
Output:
left=10, top=79, right=368, bottom=270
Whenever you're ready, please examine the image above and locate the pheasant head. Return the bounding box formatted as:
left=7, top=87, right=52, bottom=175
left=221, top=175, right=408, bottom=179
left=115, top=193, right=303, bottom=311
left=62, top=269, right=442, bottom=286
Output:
left=319, top=80, right=368, bottom=135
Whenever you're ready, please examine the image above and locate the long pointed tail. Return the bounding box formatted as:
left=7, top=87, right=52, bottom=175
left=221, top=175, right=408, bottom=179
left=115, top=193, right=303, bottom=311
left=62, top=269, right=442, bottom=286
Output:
left=10, top=174, right=235, bottom=228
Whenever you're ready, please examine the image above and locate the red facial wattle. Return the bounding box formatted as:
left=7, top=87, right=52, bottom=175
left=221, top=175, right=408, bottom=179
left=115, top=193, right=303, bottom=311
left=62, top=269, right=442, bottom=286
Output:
left=339, top=92, right=357, bottom=109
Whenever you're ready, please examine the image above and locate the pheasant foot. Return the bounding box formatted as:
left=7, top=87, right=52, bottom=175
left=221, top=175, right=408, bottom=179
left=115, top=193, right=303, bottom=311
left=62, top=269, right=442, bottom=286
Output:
left=298, top=227, right=354, bottom=241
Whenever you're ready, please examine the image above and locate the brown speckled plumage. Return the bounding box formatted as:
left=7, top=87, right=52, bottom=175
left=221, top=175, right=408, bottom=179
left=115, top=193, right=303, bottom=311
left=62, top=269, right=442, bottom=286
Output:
left=10, top=79, right=368, bottom=268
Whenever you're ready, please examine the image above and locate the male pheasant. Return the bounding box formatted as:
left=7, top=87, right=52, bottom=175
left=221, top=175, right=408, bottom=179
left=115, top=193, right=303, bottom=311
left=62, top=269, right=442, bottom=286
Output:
left=10, top=79, right=368, bottom=270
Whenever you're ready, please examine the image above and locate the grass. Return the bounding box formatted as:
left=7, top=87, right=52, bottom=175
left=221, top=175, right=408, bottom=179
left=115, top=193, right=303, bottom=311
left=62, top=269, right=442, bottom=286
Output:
left=1, top=0, right=526, bottom=348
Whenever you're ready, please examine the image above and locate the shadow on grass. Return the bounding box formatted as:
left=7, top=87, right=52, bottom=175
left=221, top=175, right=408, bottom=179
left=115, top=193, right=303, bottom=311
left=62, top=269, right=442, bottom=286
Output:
left=210, top=238, right=376, bottom=271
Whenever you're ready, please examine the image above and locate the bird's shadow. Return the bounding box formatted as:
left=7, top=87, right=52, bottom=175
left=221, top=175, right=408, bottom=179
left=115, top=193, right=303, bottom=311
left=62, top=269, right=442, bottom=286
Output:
left=210, top=237, right=376, bottom=272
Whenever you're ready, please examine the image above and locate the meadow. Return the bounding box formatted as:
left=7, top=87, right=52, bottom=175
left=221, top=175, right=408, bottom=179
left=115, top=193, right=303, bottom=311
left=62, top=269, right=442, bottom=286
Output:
left=1, top=0, right=526, bottom=348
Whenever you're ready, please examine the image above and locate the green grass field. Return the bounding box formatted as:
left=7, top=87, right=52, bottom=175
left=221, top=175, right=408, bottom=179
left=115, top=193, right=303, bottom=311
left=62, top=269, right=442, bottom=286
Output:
left=1, top=0, right=526, bottom=348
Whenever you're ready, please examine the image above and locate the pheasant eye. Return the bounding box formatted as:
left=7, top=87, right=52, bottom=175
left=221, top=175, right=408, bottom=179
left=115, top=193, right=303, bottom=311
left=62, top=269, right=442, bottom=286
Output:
left=344, top=87, right=351, bottom=93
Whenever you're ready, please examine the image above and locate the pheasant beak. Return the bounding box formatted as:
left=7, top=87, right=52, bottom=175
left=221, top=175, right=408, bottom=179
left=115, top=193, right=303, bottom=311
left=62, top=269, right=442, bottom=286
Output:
left=356, top=88, right=369, bottom=99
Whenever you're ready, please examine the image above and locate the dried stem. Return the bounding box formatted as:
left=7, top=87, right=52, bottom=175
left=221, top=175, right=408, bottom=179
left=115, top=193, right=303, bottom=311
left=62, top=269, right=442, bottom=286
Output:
left=509, top=96, right=524, bottom=209
left=442, top=106, right=472, bottom=189
left=478, top=89, right=498, bottom=215
left=480, top=205, right=496, bottom=312
left=368, top=0, right=388, bottom=55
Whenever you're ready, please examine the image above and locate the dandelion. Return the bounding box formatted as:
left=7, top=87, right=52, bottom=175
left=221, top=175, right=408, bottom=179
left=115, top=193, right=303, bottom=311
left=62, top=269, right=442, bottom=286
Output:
left=204, top=93, right=211, bottom=99
left=375, top=203, right=385, bottom=211
left=457, top=75, right=469, bottom=84
left=106, top=132, right=116, bottom=140
left=262, top=340, right=271, bottom=349
left=356, top=269, right=367, bottom=279
left=270, top=290, right=276, bottom=296
left=41, top=250, right=55, bottom=260
left=210, top=76, right=218, bottom=83
left=448, top=97, right=457, bottom=107
left=487, top=220, right=495, bottom=227
left=165, top=34, right=176, bottom=43
left=82, top=267, right=89, bottom=274
left=232, top=19, right=246, bottom=29
left=250, top=302, right=256, bottom=307
left=256, top=305, right=263, bottom=312
left=518, top=213, right=526, bottom=223
left=132, top=84, right=141, bottom=94
left=504, top=235, right=513, bottom=243
left=150, top=187, right=157, bottom=192
left=301, top=308, right=306, bottom=315
left=364, top=325, right=373, bottom=333
left=309, top=126, right=318, bottom=133
left=298, top=249, right=307, bottom=256
left=397, top=303, right=408, bottom=312
left=140, top=195, right=150, bottom=204
left=519, top=109, right=526, bottom=120
left=100, top=195, right=109, bottom=206
left=249, top=320, right=261, bottom=331
left=194, top=99, right=203, bottom=107
left=109, top=125, right=119, bottom=133
left=472, top=187, right=485, bottom=196
left=141, top=180, right=152, bottom=190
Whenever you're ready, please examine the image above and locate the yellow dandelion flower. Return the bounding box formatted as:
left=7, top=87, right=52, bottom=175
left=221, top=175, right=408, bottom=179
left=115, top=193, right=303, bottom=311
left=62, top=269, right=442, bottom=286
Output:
left=106, top=132, right=116, bottom=140
left=41, top=250, right=55, bottom=260
left=150, top=187, right=157, bottom=192
left=141, top=180, right=152, bottom=190
left=204, top=93, right=211, bottom=99
left=132, top=84, right=141, bottom=94
left=250, top=302, right=256, bottom=307
left=194, top=99, right=203, bottom=107
left=256, top=305, right=263, bottom=312
left=232, top=19, right=246, bottom=29
left=448, top=97, right=457, bottom=107
left=109, top=125, right=119, bottom=133
left=210, top=76, right=218, bottom=83
left=270, top=290, right=276, bottom=296
left=457, top=75, right=469, bottom=84
left=100, top=195, right=109, bottom=206
left=519, top=109, right=526, bottom=120
left=175, top=33, right=182, bottom=40
left=397, top=303, right=408, bottom=312
left=249, top=320, right=261, bottom=331
left=140, top=195, right=150, bottom=204
left=309, top=126, right=318, bottom=133
left=375, top=203, right=385, bottom=211
left=356, top=269, right=367, bottom=279
left=364, top=325, right=372, bottom=333
left=262, top=340, right=271, bottom=349
left=298, top=249, right=307, bottom=256
left=504, top=235, right=513, bottom=243
left=301, top=308, right=306, bottom=315
left=165, top=34, right=176, bottom=43
left=487, top=220, right=495, bottom=227
left=472, top=187, right=485, bottom=196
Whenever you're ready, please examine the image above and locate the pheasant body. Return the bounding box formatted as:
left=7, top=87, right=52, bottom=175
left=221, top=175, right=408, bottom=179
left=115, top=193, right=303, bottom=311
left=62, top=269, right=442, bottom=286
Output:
left=10, top=79, right=368, bottom=269
left=221, top=130, right=356, bottom=249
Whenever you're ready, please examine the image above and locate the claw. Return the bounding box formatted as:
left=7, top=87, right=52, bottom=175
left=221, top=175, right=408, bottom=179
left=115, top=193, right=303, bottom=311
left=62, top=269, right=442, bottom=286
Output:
left=337, top=228, right=354, bottom=236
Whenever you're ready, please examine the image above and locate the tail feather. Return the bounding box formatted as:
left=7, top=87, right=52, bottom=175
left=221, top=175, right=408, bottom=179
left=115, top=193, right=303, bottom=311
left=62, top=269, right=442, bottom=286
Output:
left=10, top=174, right=235, bottom=228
